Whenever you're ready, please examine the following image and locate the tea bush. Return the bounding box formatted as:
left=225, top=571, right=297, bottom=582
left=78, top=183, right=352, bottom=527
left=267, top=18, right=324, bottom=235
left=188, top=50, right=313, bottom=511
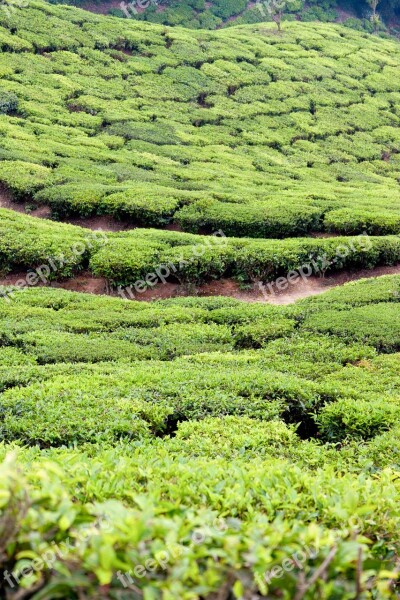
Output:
left=0, top=209, right=94, bottom=277
left=304, top=302, right=400, bottom=352
left=0, top=452, right=399, bottom=599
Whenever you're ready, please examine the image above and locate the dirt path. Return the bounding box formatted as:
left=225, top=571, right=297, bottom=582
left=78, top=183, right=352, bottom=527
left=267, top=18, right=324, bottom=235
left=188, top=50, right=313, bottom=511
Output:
left=2, top=264, right=400, bottom=304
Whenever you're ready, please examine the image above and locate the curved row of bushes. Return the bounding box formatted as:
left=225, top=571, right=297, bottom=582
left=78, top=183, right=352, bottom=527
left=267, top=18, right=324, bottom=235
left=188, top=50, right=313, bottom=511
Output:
left=2, top=209, right=400, bottom=287
left=0, top=276, right=400, bottom=598
left=0, top=279, right=400, bottom=446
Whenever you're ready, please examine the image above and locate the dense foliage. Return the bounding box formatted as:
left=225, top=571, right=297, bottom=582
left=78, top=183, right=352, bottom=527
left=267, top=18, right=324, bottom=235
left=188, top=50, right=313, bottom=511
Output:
left=0, top=5, right=400, bottom=238
left=1, top=278, right=400, bottom=597
left=0, top=3, right=400, bottom=599
left=46, top=0, right=400, bottom=33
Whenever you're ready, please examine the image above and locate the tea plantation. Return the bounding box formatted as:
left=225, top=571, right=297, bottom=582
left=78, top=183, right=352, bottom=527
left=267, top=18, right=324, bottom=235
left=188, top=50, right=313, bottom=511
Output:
left=0, top=3, right=400, bottom=240
left=0, top=2, right=400, bottom=599
left=2, top=278, right=400, bottom=598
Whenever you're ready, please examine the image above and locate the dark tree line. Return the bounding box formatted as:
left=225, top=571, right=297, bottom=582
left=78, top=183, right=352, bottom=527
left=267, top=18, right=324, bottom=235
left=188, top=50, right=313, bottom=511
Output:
left=348, top=0, right=400, bottom=17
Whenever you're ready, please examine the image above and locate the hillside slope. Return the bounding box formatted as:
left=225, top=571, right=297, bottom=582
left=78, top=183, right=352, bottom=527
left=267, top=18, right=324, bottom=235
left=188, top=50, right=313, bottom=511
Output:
left=1, top=6, right=400, bottom=598
left=0, top=4, right=400, bottom=241
left=1, top=277, right=400, bottom=597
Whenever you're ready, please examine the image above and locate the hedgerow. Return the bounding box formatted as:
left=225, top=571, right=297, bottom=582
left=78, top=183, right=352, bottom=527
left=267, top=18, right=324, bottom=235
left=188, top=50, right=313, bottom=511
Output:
left=0, top=209, right=94, bottom=277
left=325, top=208, right=400, bottom=235
left=0, top=277, right=398, bottom=595
left=89, top=229, right=400, bottom=287
left=0, top=279, right=398, bottom=446
left=304, top=302, right=400, bottom=352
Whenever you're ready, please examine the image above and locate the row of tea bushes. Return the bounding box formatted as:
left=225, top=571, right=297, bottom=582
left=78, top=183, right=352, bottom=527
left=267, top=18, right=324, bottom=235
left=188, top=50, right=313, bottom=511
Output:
left=0, top=279, right=399, bottom=445
left=0, top=209, right=102, bottom=278
left=0, top=444, right=399, bottom=599
left=304, top=301, right=400, bottom=352
left=89, top=228, right=400, bottom=286
left=2, top=210, right=400, bottom=286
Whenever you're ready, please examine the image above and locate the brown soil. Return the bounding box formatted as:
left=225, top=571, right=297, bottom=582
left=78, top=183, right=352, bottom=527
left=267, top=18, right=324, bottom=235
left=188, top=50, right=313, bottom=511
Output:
left=258, top=264, right=400, bottom=305
left=52, top=274, right=108, bottom=294
left=0, top=187, right=52, bottom=219
left=118, top=281, right=185, bottom=301
left=1, top=185, right=400, bottom=305
left=310, top=231, right=340, bottom=238
left=0, top=186, right=133, bottom=232
left=3, top=264, right=397, bottom=304
left=0, top=271, right=108, bottom=295
left=164, top=222, right=183, bottom=232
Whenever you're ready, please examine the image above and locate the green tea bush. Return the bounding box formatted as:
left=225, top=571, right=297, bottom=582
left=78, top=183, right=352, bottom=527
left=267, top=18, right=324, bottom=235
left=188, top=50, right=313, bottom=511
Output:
left=234, top=317, right=297, bottom=348
left=304, top=302, right=400, bottom=352
left=1, top=453, right=399, bottom=600
left=0, top=161, right=52, bottom=198
left=0, top=361, right=321, bottom=444
left=13, top=330, right=154, bottom=363
left=35, top=183, right=107, bottom=218
left=298, top=274, right=400, bottom=311
left=359, top=424, right=400, bottom=469
left=0, top=209, right=93, bottom=277
left=176, top=201, right=324, bottom=238
left=325, top=208, right=400, bottom=235
left=0, top=11, right=399, bottom=236
left=0, top=6, right=399, bottom=597
left=0, top=376, right=171, bottom=444
left=99, top=190, right=181, bottom=225
left=89, top=231, right=400, bottom=287
left=317, top=397, right=400, bottom=441
left=0, top=278, right=398, bottom=594
left=168, top=416, right=302, bottom=459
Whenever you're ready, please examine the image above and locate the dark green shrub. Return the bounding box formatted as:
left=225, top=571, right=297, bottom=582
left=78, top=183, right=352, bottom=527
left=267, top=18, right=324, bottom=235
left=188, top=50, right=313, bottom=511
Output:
left=0, top=90, right=18, bottom=115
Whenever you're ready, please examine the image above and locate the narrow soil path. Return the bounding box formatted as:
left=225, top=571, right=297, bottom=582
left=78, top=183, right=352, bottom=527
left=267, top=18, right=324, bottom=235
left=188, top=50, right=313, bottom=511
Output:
left=135, top=264, right=400, bottom=304
left=2, top=264, right=400, bottom=304
left=0, top=187, right=52, bottom=219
